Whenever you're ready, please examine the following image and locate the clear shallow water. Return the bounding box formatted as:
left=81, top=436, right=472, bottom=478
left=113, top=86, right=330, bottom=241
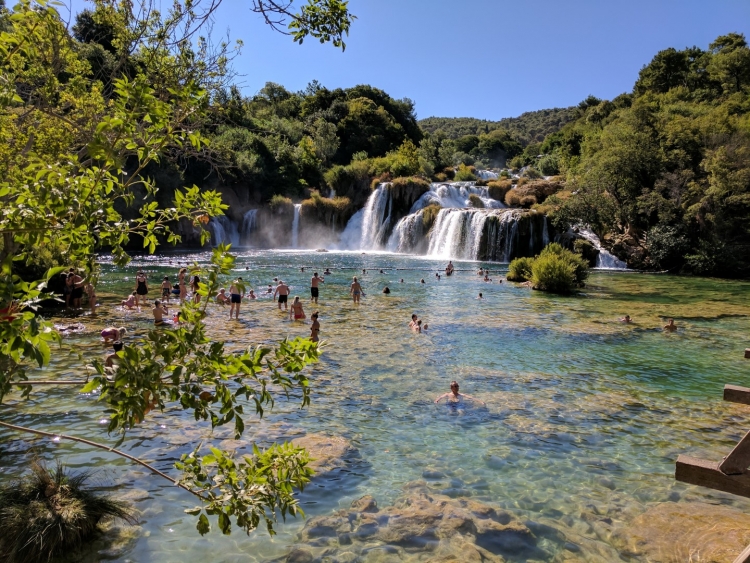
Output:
left=2, top=250, right=750, bottom=562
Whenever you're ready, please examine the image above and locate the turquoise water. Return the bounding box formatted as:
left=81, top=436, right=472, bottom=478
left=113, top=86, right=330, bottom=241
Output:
left=2, top=250, right=750, bottom=562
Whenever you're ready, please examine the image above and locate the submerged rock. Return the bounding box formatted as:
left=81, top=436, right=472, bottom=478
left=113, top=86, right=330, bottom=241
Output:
left=290, top=433, right=357, bottom=475
left=286, top=485, right=553, bottom=562
left=611, top=501, right=750, bottom=562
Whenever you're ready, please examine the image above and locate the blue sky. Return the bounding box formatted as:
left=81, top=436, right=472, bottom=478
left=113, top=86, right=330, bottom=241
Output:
left=65, top=0, right=750, bottom=120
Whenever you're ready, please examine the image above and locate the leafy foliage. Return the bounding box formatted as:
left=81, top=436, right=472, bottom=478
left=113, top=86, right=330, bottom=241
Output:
left=507, top=243, right=588, bottom=294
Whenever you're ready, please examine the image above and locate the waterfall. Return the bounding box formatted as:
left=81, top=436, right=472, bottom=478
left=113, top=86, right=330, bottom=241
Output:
left=411, top=182, right=506, bottom=213
left=427, top=209, right=490, bottom=260
left=359, top=184, right=393, bottom=249
left=542, top=216, right=550, bottom=246
left=387, top=210, right=425, bottom=253
left=577, top=228, right=628, bottom=269
left=291, top=204, right=301, bottom=248
left=476, top=170, right=499, bottom=180
left=240, top=209, right=258, bottom=245
left=207, top=215, right=240, bottom=247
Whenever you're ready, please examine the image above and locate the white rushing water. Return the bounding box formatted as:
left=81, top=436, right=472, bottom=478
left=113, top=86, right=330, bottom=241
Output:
left=291, top=204, right=301, bottom=248
left=410, top=182, right=505, bottom=213
left=359, top=184, right=393, bottom=250
left=207, top=215, right=240, bottom=247
left=240, top=209, right=258, bottom=245
left=475, top=169, right=499, bottom=180
left=577, top=228, right=628, bottom=269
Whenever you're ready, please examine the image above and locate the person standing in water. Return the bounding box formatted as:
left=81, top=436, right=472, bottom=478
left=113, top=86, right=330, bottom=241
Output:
left=85, top=280, right=97, bottom=315
left=178, top=268, right=188, bottom=302
left=152, top=299, right=169, bottom=325
left=71, top=268, right=85, bottom=309
left=289, top=296, right=306, bottom=321
left=229, top=278, right=244, bottom=320
left=134, top=271, right=148, bottom=308
left=274, top=280, right=290, bottom=310
left=310, top=311, right=320, bottom=342
left=311, top=272, right=324, bottom=304
left=434, top=381, right=486, bottom=406
left=161, top=276, right=172, bottom=304
left=664, top=318, right=677, bottom=332
left=350, top=276, right=363, bottom=304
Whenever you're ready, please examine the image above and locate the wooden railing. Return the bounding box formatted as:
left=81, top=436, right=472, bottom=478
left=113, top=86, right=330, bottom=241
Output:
left=676, top=384, right=750, bottom=563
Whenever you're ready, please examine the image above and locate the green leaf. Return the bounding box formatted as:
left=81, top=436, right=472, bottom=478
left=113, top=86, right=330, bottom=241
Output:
left=196, top=513, right=211, bottom=535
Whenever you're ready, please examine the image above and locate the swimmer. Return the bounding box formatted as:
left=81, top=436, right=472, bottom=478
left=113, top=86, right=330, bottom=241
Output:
left=620, top=315, right=632, bottom=323
left=311, top=272, right=324, bottom=304
left=229, top=278, right=244, bottom=319
left=153, top=299, right=169, bottom=325
left=484, top=274, right=492, bottom=282
left=383, top=286, right=390, bottom=294
left=161, top=276, right=171, bottom=303
left=445, top=261, right=454, bottom=276
left=664, top=318, right=677, bottom=332
left=274, top=280, right=290, bottom=310
left=400, top=278, right=404, bottom=283
left=409, top=313, right=418, bottom=329
left=217, top=288, right=230, bottom=305
left=420, top=279, right=425, bottom=284
left=379, top=269, right=384, bottom=274
left=102, top=326, right=127, bottom=343
left=324, top=268, right=332, bottom=275
left=310, top=311, right=320, bottom=342
left=423, top=323, right=429, bottom=331
left=362, top=269, right=366, bottom=275
left=105, top=341, right=123, bottom=368
left=289, top=296, right=306, bottom=321
left=266, top=284, right=273, bottom=294
left=350, top=276, right=363, bottom=304
left=121, top=291, right=137, bottom=309
left=477, top=268, right=484, bottom=276
left=434, top=381, right=486, bottom=406
left=477, top=292, right=483, bottom=299
left=85, top=281, right=97, bottom=315
left=412, top=319, right=422, bottom=333
left=248, top=289, right=256, bottom=300
left=301, top=267, right=305, bottom=272
left=134, top=270, right=148, bottom=308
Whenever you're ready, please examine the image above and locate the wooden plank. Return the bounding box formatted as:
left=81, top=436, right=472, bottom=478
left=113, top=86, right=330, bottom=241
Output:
left=724, top=385, right=750, bottom=405
left=720, top=430, right=750, bottom=475
left=675, top=455, right=750, bottom=498
left=734, top=543, right=750, bottom=563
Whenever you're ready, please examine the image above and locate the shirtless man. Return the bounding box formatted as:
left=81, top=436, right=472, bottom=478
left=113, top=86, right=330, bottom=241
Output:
left=434, top=381, right=486, bottom=406
left=229, top=278, right=244, bottom=319
left=311, top=272, right=324, bottom=304
left=350, top=276, right=363, bottom=304
left=85, top=281, right=97, bottom=315
left=274, top=280, right=290, bottom=310
left=152, top=300, right=169, bottom=325
left=310, top=311, right=321, bottom=343
left=663, top=318, right=677, bottom=332
left=412, top=319, right=423, bottom=333
left=620, top=315, right=632, bottom=323
left=105, top=341, right=123, bottom=368
left=324, top=268, right=332, bottom=275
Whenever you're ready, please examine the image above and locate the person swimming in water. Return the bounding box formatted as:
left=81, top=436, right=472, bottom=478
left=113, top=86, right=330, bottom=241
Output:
left=620, top=315, right=632, bottom=323
left=409, top=313, right=418, bottom=329
left=434, top=381, right=486, bottom=406
left=412, top=319, right=422, bottom=333
left=383, top=286, right=390, bottom=294
left=477, top=292, right=483, bottom=299
left=664, top=318, right=677, bottom=332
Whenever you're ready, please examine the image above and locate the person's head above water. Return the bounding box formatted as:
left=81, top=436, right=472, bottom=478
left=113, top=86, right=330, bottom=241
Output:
left=411, top=314, right=417, bottom=321
left=450, top=381, right=459, bottom=395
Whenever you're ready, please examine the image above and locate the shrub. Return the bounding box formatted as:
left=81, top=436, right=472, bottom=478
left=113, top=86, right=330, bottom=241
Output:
left=454, top=163, right=477, bottom=181
left=488, top=179, right=512, bottom=201
left=475, top=178, right=489, bottom=186
left=507, top=257, right=534, bottom=281
left=499, top=169, right=511, bottom=178
left=505, top=190, right=521, bottom=207
left=537, top=154, right=560, bottom=176
left=516, top=177, right=528, bottom=187
left=539, top=243, right=589, bottom=286
left=468, top=194, right=485, bottom=208
left=422, top=203, right=442, bottom=231
left=573, top=239, right=599, bottom=267
left=442, top=167, right=456, bottom=180
left=0, top=461, right=136, bottom=563
left=268, top=194, right=293, bottom=212
left=531, top=253, right=577, bottom=293
left=521, top=167, right=542, bottom=179
left=434, top=172, right=447, bottom=182
left=520, top=195, right=537, bottom=208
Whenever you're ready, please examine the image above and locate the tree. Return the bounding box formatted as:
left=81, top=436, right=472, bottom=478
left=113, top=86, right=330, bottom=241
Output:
left=0, top=0, right=354, bottom=541
left=708, top=33, right=750, bottom=94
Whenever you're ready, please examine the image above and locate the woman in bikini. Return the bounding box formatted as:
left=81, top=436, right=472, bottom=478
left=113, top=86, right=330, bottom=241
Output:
left=310, top=311, right=320, bottom=342
left=350, top=276, right=362, bottom=304
left=134, top=271, right=148, bottom=307
left=289, top=296, right=306, bottom=321
left=191, top=274, right=201, bottom=303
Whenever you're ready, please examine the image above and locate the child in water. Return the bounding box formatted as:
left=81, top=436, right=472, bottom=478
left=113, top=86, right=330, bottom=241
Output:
left=289, top=296, right=306, bottom=321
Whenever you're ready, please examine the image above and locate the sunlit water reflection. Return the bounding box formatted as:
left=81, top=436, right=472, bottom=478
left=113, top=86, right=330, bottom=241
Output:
left=2, top=250, right=750, bottom=562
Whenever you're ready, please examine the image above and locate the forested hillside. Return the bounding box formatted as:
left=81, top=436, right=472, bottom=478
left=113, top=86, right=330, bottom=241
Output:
left=419, top=107, right=579, bottom=145
left=528, top=34, right=750, bottom=277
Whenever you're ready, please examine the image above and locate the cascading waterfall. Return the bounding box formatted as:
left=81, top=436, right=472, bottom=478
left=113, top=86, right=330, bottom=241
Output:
left=359, top=184, right=393, bottom=249
left=291, top=204, right=301, bottom=248
left=387, top=210, right=425, bottom=253
left=410, top=182, right=505, bottom=213
left=240, top=209, right=258, bottom=245
left=577, top=228, right=628, bottom=269
left=207, top=215, right=240, bottom=247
